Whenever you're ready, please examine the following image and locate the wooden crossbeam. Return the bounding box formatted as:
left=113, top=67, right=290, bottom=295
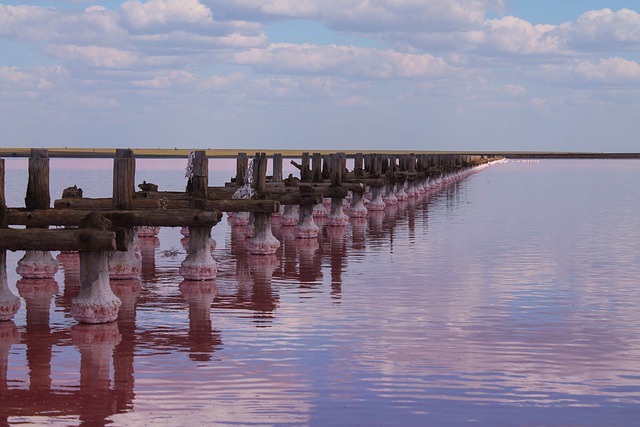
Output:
left=5, top=209, right=222, bottom=228
left=0, top=228, right=116, bottom=252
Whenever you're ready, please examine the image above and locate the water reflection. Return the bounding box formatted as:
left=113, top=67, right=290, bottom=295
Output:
left=2, top=160, right=640, bottom=426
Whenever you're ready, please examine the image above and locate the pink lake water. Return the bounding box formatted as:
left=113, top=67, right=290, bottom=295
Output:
left=2, top=158, right=640, bottom=426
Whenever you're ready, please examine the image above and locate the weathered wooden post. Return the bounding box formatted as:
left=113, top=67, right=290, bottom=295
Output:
left=247, top=153, right=281, bottom=255
left=294, top=185, right=321, bottom=239
left=395, top=155, right=408, bottom=201
left=16, top=149, right=59, bottom=279
left=180, top=150, right=218, bottom=280
left=348, top=183, right=367, bottom=217
left=108, top=149, right=141, bottom=280
left=368, top=154, right=386, bottom=211
left=354, top=153, right=364, bottom=179
left=406, top=153, right=419, bottom=198
left=0, top=159, right=21, bottom=321
left=415, top=155, right=426, bottom=193
left=236, top=152, right=248, bottom=186
left=271, top=153, right=284, bottom=222
left=300, top=152, right=311, bottom=182
left=326, top=154, right=349, bottom=227
left=229, top=153, right=251, bottom=227
left=311, top=153, right=328, bottom=218
left=383, top=155, right=398, bottom=205
left=272, top=153, right=283, bottom=183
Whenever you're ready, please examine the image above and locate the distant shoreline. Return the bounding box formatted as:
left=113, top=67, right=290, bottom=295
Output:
left=1, top=147, right=639, bottom=159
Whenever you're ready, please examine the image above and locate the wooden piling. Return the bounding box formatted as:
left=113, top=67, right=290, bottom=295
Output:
left=248, top=153, right=280, bottom=254
left=109, top=149, right=139, bottom=279
left=181, top=150, right=217, bottom=279
left=17, top=149, right=59, bottom=279
left=272, top=153, right=283, bottom=183
left=312, top=153, right=323, bottom=183
left=236, top=153, right=248, bottom=186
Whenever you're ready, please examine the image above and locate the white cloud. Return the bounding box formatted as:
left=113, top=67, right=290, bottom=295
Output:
left=121, top=0, right=215, bottom=30
left=483, top=16, right=560, bottom=54
left=574, top=57, right=640, bottom=83
left=529, top=57, right=640, bottom=86
left=560, top=8, right=640, bottom=51
left=0, top=4, right=127, bottom=45
left=209, top=0, right=506, bottom=32
left=235, top=43, right=450, bottom=79
left=45, top=45, right=139, bottom=68
left=199, top=72, right=245, bottom=90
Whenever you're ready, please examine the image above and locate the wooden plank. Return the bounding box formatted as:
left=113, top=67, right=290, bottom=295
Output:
left=53, top=197, right=279, bottom=213
left=0, top=228, right=116, bottom=252
left=6, top=209, right=221, bottom=227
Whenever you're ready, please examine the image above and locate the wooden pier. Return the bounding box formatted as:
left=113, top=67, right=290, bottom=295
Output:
left=0, top=148, right=501, bottom=324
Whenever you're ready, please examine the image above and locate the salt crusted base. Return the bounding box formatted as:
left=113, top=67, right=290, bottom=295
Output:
left=248, top=214, right=281, bottom=255
left=326, top=198, right=350, bottom=227
left=294, top=206, right=319, bottom=239
left=16, top=251, right=59, bottom=279
left=71, top=288, right=121, bottom=324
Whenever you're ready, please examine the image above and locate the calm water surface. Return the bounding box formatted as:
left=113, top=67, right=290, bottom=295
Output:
left=2, top=159, right=640, bottom=426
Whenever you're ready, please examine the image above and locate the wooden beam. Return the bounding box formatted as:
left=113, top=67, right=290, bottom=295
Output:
left=6, top=209, right=221, bottom=227
left=0, top=228, right=116, bottom=252
left=53, top=197, right=279, bottom=213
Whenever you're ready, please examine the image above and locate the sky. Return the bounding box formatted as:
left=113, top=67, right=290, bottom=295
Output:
left=1, top=0, right=639, bottom=152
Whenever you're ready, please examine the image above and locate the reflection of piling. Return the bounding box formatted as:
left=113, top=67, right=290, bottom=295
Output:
left=139, top=236, right=160, bottom=283
left=326, top=225, right=348, bottom=300
left=72, top=322, right=122, bottom=426
left=56, top=251, right=80, bottom=313
left=248, top=255, right=278, bottom=321
left=0, top=321, right=19, bottom=392
left=111, top=279, right=140, bottom=413
left=19, top=278, right=58, bottom=393
left=179, top=280, right=221, bottom=361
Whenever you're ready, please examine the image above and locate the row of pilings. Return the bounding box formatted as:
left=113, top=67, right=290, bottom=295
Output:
left=0, top=149, right=503, bottom=324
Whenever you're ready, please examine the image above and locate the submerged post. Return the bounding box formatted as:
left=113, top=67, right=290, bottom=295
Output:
left=17, top=149, right=59, bottom=279
left=180, top=151, right=217, bottom=280
left=248, top=153, right=280, bottom=254
left=108, top=149, right=140, bottom=280
left=70, top=212, right=121, bottom=324
left=326, top=154, right=349, bottom=227
left=0, top=159, right=21, bottom=321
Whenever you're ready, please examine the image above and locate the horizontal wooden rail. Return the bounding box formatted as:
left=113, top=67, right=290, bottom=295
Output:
left=53, top=198, right=280, bottom=213
left=6, top=209, right=222, bottom=228
left=0, top=228, right=116, bottom=252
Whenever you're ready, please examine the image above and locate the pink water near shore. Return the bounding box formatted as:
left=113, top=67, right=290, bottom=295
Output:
left=2, top=159, right=640, bottom=426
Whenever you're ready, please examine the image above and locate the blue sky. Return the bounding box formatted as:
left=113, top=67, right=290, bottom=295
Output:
left=1, top=0, right=640, bottom=152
